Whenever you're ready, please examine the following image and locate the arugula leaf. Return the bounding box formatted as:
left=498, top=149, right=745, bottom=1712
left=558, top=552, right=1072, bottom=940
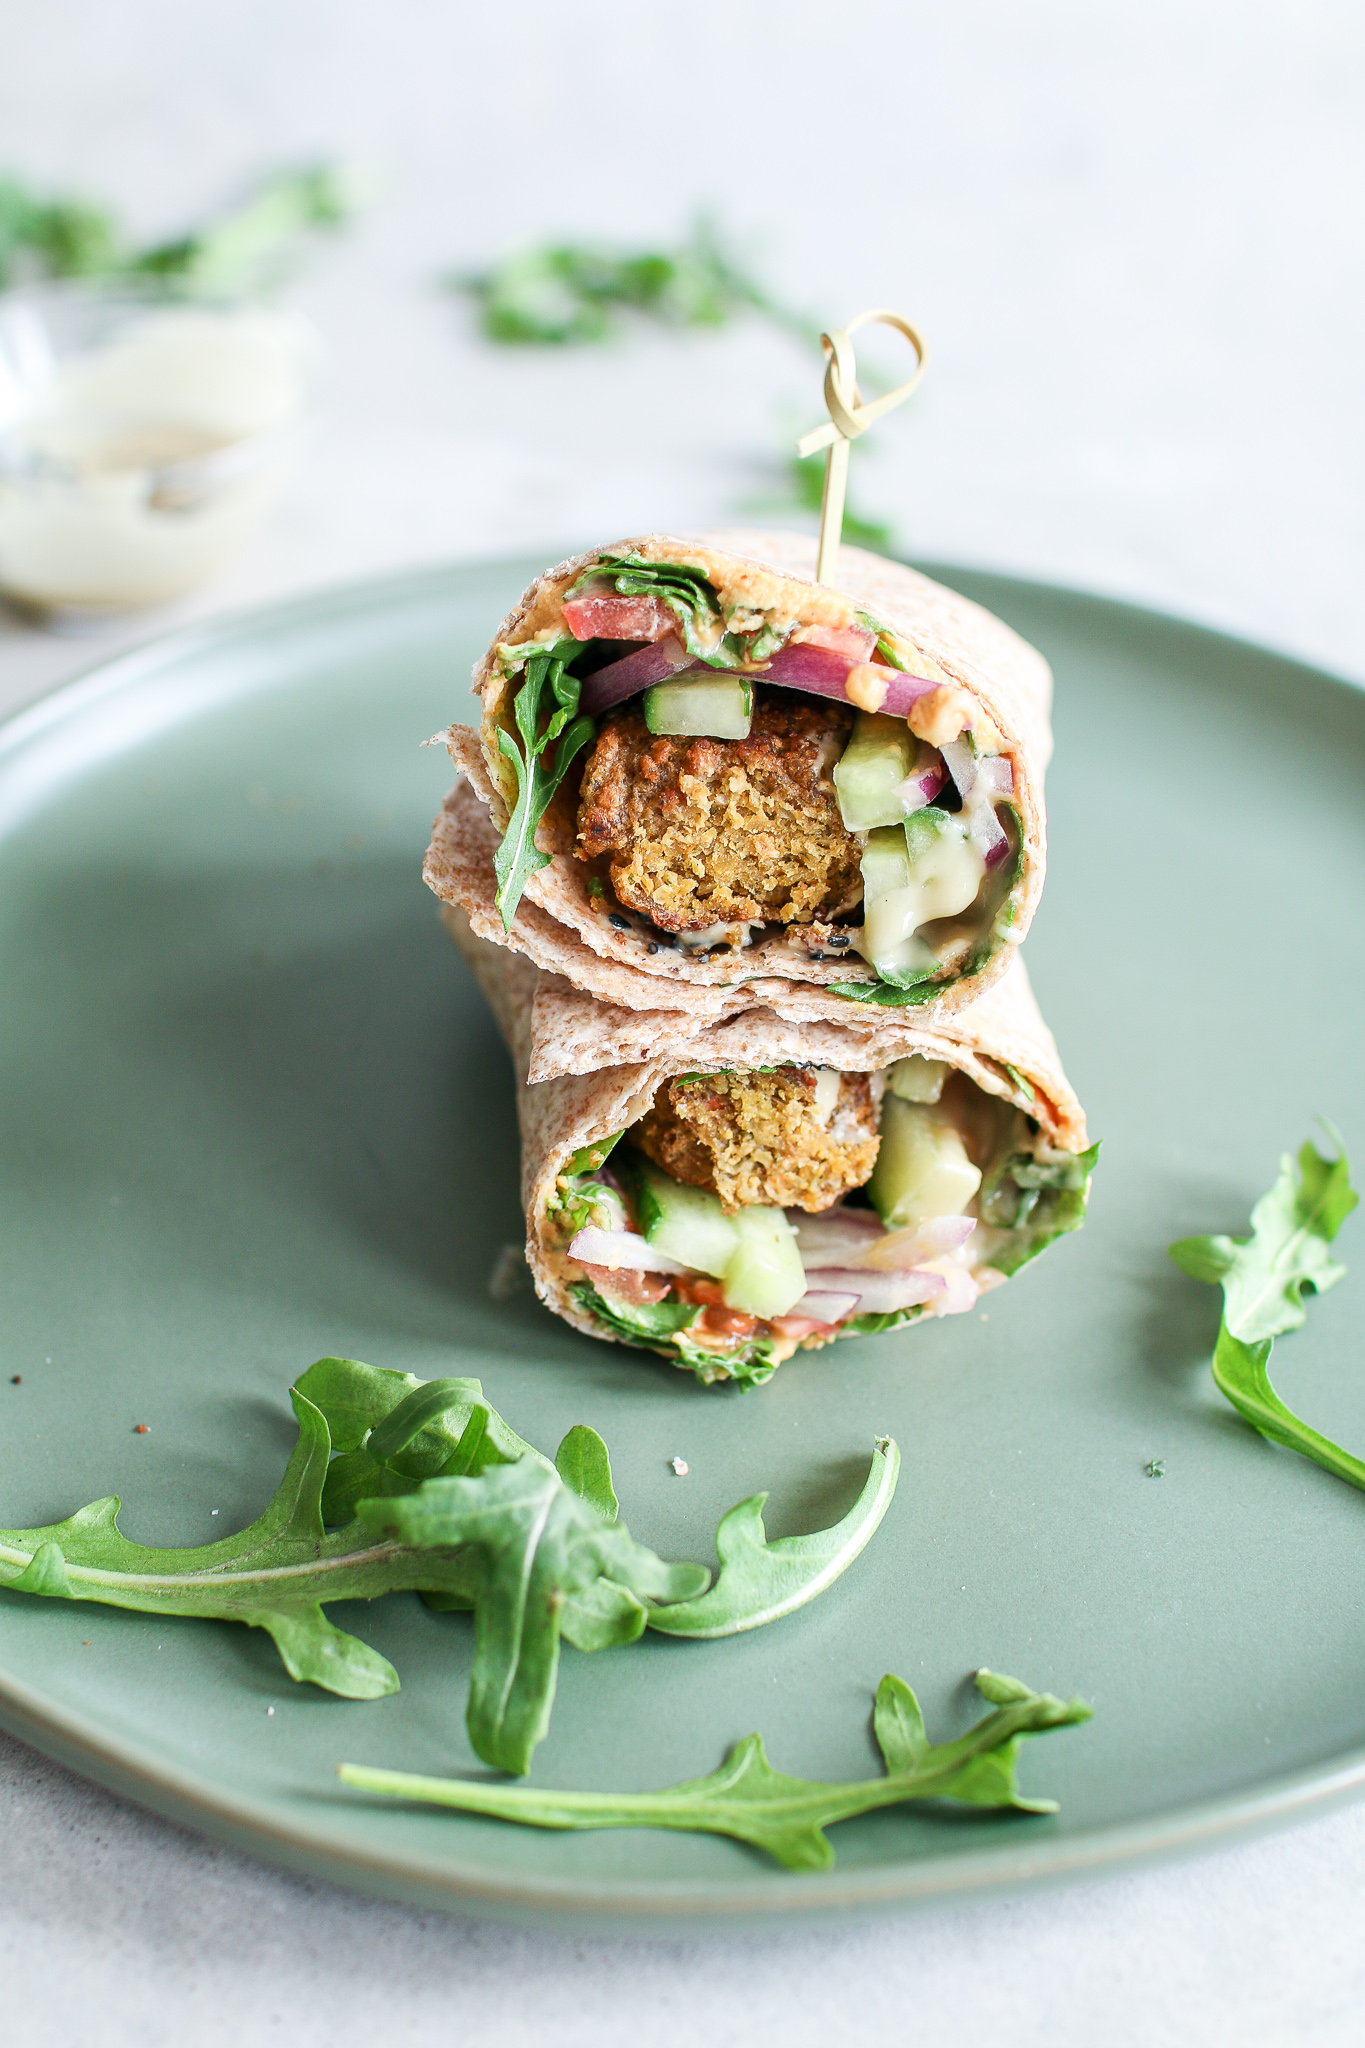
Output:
left=567, top=553, right=744, bottom=668
left=0, top=1388, right=475, bottom=1700
left=1171, top=1132, right=1357, bottom=1343
left=828, top=977, right=951, bottom=1008
left=301, top=1361, right=661, bottom=1658
left=452, top=215, right=814, bottom=349
left=569, top=1284, right=779, bottom=1389
left=1209, top=1326, right=1365, bottom=1491
left=648, top=1438, right=899, bottom=1638
left=570, top=1282, right=701, bottom=1349
left=295, top=1359, right=543, bottom=1527
left=977, top=1141, right=1101, bottom=1277
left=356, top=1460, right=708, bottom=1774
left=1170, top=1130, right=1362, bottom=1491
left=0, top=1354, right=903, bottom=1775
left=492, top=651, right=596, bottom=930
left=554, top=1425, right=619, bottom=1521
left=339, top=1667, right=1091, bottom=1869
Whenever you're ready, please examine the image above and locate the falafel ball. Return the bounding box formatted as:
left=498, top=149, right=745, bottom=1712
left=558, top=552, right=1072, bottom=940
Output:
left=575, top=692, right=861, bottom=934
left=631, top=1066, right=880, bottom=1213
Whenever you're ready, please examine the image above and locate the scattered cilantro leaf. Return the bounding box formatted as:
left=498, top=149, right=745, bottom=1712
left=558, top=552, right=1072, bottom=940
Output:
left=340, top=1667, right=1091, bottom=1869
left=648, top=1438, right=899, bottom=1638
left=1170, top=1129, right=1362, bottom=1490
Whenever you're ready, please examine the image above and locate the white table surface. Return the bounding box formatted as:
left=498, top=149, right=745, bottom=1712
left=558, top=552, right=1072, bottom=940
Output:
left=2, top=3, right=1364, bottom=2040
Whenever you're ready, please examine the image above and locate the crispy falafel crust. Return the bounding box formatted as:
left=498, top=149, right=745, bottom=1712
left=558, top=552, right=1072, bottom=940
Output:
left=577, top=695, right=860, bottom=933
left=428, top=529, right=1052, bottom=1021
left=633, top=1067, right=880, bottom=1212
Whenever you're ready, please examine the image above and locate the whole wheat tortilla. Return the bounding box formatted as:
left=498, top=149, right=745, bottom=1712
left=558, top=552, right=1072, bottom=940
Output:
left=426, top=530, right=1051, bottom=1023
left=445, top=903, right=1089, bottom=1365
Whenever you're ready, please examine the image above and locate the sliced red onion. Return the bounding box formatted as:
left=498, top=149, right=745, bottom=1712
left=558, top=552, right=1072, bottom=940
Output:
left=970, top=800, right=1011, bottom=868
left=568, top=1227, right=687, bottom=1274
left=796, top=1268, right=946, bottom=1314
left=788, top=1209, right=884, bottom=1265
left=578, top=634, right=693, bottom=717
left=785, top=1291, right=861, bottom=1325
left=760, top=640, right=942, bottom=717
left=978, top=754, right=1014, bottom=796
left=563, top=594, right=674, bottom=642
left=894, top=749, right=947, bottom=814
left=923, top=1262, right=979, bottom=1315
left=576, top=628, right=960, bottom=728
left=861, top=1217, right=977, bottom=1270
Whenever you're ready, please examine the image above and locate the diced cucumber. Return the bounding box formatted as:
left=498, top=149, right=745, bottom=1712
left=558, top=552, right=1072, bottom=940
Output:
left=645, top=675, right=752, bottom=740
left=721, top=1205, right=807, bottom=1319
left=888, top=1054, right=950, bottom=1104
left=855, top=812, right=987, bottom=981
left=833, top=711, right=915, bottom=830
left=856, top=826, right=934, bottom=981
left=631, top=1159, right=737, bottom=1278
left=867, top=1095, right=982, bottom=1227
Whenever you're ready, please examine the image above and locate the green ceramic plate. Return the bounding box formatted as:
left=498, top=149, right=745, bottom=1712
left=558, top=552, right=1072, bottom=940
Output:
left=1, top=558, right=1363, bottom=1929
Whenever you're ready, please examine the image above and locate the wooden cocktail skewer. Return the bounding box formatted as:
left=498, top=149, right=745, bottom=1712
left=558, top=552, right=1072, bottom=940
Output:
left=796, top=309, right=927, bottom=584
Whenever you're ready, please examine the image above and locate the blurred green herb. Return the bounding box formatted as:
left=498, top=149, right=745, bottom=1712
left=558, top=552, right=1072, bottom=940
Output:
left=452, top=214, right=815, bottom=349
left=769, top=449, right=895, bottom=551
left=0, top=163, right=357, bottom=296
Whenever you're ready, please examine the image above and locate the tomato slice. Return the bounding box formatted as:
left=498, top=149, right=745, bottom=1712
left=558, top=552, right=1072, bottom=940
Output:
left=562, top=594, right=676, bottom=642
left=798, top=621, right=877, bottom=660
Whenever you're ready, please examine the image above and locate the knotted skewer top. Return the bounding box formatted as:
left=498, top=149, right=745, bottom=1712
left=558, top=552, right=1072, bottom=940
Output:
left=796, top=308, right=927, bottom=584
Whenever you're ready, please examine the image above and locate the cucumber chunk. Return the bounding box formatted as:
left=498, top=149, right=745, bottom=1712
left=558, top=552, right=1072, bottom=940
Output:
left=721, top=1205, right=807, bottom=1318
left=855, top=811, right=987, bottom=982
left=833, top=711, right=916, bottom=830
left=888, top=1054, right=950, bottom=1104
left=645, top=675, right=752, bottom=740
left=868, top=1095, right=982, bottom=1227
left=631, top=1159, right=737, bottom=1278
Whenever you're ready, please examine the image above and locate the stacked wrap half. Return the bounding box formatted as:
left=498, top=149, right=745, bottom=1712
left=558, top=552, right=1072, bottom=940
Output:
left=428, top=531, right=1093, bottom=1384
left=428, top=530, right=1052, bottom=1021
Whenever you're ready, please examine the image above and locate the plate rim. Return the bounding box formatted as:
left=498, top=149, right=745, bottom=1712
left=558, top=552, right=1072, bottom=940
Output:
left=2, top=552, right=1364, bottom=1924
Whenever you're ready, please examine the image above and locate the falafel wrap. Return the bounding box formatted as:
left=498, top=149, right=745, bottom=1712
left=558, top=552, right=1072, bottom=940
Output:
left=427, top=530, right=1053, bottom=1024
left=450, top=903, right=1095, bottom=1390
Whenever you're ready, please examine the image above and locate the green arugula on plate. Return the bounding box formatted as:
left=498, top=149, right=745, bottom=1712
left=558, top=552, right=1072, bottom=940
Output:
left=1170, top=1127, right=1361, bottom=1487
left=0, top=1356, right=899, bottom=1776
left=340, top=1667, right=1092, bottom=1871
